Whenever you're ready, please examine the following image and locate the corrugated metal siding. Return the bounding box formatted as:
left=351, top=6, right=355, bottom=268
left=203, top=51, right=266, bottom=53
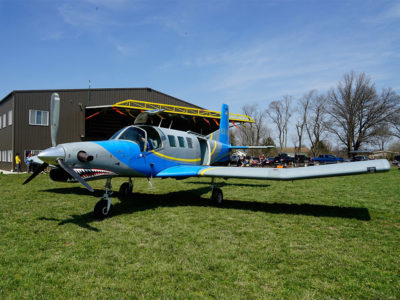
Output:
left=0, top=94, right=14, bottom=170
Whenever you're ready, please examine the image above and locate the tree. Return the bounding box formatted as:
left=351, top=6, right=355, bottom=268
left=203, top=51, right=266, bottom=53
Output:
left=326, top=71, right=399, bottom=156
left=371, top=124, right=393, bottom=151
left=304, top=92, right=329, bottom=157
left=388, top=110, right=400, bottom=140
left=295, top=90, right=314, bottom=155
left=236, top=103, right=270, bottom=155
left=267, top=96, right=292, bottom=152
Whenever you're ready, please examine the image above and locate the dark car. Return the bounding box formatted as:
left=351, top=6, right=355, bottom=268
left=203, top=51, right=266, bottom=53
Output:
left=351, top=155, right=369, bottom=162
left=294, top=154, right=311, bottom=164
left=393, top=155, right=400, bottom=166
left=273, top=153, right=294, bottom=166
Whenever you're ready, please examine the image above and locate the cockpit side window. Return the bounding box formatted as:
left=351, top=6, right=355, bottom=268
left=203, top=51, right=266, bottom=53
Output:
left=111, top=126, right=146, bottom=151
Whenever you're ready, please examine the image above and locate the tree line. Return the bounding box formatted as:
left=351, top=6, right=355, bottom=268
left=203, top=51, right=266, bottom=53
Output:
left=231, top=71, right=400, bottom=158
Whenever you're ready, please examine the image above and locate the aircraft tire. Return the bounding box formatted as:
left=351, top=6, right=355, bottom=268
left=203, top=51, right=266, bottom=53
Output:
left=94, top=199, right=113, bottom=220
left=119, top=182, right=133, bottom=197
left=210, top=188, right=223, bottom=206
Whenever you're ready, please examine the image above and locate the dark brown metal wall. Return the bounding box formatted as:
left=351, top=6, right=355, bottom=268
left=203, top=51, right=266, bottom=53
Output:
left=1, top=88, right=199, bottom=171
left=0, top=94, right=14, bottom=171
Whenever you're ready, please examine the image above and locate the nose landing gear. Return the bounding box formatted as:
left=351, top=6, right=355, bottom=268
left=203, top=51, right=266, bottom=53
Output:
left=94, top=178, right=114, bottom=219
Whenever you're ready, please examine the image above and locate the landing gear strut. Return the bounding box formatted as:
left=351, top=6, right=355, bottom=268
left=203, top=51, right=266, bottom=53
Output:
left=94, top=178, right=113, bottom=219
left=119, top=178, right=133, bottom=196
left=210, top=178, right=223, bottom=206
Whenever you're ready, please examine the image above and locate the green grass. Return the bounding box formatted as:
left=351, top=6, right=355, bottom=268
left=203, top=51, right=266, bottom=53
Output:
left=0, top=168, right=399, bottom=299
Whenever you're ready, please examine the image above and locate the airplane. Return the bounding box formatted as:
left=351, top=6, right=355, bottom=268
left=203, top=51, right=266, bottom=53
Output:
left=23, top=93, right=391, bottom=219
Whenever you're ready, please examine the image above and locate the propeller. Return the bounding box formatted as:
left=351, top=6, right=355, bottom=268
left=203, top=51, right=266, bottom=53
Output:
left=23, top=162, right=49, bottom=185
left=50, top=93, right=60, bottom=147
left=23, top=93, right=94, bottom=192
left=57, top=159, right=94, bottom=192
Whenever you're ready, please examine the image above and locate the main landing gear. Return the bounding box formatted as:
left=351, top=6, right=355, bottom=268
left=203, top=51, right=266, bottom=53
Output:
left=119, top=178, right=133, bottom=197
left=210, top=178, right=223, bottom=206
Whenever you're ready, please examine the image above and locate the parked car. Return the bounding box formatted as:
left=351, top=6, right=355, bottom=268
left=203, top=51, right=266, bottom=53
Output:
left=294, top=154, right=311, bottom=164
left=273, top=153, right=294, bottom=166
left=310, top=154, right=344, bottom=165
left=393, top=155, right=400, bottom=166
left=351, top=155, right=369, bottom=162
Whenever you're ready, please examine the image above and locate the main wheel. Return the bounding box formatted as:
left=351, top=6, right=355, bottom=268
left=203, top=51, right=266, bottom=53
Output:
left=119, top=182, right=133, bottom=197
left=94, top=199, right=113, bottom=220
left=210, top=188, right=223, bottom=206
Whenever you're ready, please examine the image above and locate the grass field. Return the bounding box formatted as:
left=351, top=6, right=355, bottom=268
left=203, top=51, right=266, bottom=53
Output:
left=0, top=168, right=399, bottom=299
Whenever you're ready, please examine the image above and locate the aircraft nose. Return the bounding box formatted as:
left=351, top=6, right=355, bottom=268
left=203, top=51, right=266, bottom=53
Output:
left=38, top=145, right=65, bottom=165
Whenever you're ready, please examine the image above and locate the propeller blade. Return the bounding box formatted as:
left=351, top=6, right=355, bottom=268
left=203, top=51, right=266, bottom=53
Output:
left=50, top=93, right=60, bottom=147
left=23, top=163, right=49, bottom=185
left=56, top=159, right=94, bottom=192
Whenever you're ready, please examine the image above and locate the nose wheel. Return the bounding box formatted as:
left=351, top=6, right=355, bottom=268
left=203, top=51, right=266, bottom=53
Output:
left=94, top=178, right=114, bottom=220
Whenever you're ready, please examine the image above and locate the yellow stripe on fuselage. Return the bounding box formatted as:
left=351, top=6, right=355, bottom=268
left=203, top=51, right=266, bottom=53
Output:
left=211, top=140, right=217, bottom=156
left=151, top=151, right=201, bottom=162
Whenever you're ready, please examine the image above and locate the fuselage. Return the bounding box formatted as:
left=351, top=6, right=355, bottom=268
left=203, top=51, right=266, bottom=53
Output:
left=39, top=125, right=230, bottom=182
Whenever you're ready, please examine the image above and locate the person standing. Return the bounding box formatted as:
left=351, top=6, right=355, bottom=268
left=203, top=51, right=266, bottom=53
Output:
left=25, top=154, right=32, bottom=173
left=15, top=153, right=22, bottom=172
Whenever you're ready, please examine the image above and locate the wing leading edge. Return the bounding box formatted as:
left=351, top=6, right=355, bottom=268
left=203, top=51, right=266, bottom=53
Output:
left=156, top=159, right=391, bottom=180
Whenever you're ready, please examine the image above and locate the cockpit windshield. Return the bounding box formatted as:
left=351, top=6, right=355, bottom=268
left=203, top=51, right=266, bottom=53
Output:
left=109, top=125, right=163, bottom=152
left=109, top=126, right=146, bottom=151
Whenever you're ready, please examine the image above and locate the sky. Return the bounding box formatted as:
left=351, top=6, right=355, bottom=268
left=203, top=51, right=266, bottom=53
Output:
left=0, top=0, right=399, bottom=115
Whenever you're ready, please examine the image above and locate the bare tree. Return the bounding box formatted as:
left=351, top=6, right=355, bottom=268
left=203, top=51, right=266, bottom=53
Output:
left=371, top=124, right=393, bottom=151
left=305, top=93, right=329, bottom=157
left=236, top=103, right=270, bottom=153
left=295, top=90, right=314, bottom=155
left=326, top=71, right=399, bottom=156
left=267, top=96, right=292, bottom=152
left=388, top=110, right=400, bottom=140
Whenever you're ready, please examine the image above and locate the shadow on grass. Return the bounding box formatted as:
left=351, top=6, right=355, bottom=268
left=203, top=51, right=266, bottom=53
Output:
left=38, top=185, right=371, bottom=231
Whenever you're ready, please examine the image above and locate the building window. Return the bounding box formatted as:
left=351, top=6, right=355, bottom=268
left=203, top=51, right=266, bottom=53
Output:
left=168, top=135, right=176, bottom=147
left=29, top=110, right=49, bottom=126
left=186, top=137, right=193, bottom=148
left=2, top=114, right=5, bottom=128
left=0, top=116, right=2, bottom=129
left=8, top=150, right=12, bottom=162
left=2, top=151, right=6, bottom=162
left=8, top=110, right=12, bottom=126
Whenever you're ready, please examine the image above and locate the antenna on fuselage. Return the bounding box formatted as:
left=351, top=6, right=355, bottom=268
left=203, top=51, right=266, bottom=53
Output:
left=169, top=120, right=173, bottom=129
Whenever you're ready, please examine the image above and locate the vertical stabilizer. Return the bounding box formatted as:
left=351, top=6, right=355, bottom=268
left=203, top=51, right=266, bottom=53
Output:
left=219, top=104, right=229, bottom=145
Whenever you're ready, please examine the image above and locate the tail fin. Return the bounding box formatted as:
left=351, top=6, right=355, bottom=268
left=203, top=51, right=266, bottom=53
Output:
left=219, top=103, right=229, bottom=145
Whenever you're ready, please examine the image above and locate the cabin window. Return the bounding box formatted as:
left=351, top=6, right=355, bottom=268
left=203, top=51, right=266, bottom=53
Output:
left=186, top=137, right=193, bottom=148
left=178, top=136, right=185, bottom=148
left=168, top=135, right=176, bottom=147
